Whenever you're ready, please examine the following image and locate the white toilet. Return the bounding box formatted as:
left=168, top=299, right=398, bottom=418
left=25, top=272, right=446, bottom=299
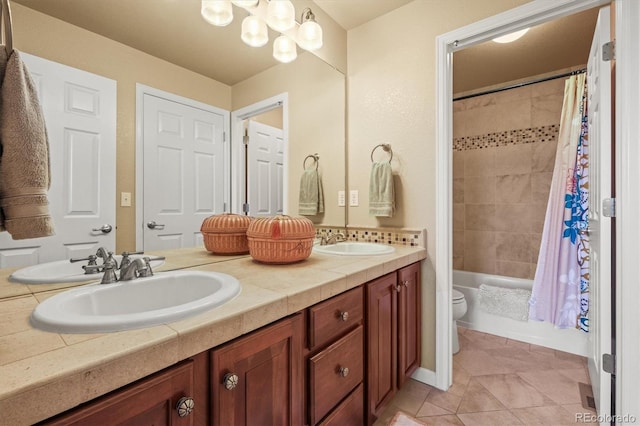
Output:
left=452, top=289, right=468, bottom=354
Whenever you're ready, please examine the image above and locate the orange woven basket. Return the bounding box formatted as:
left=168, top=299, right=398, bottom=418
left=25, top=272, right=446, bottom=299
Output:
left=201, top=213, right=253, bottom=255
left=246, top=215, right=316, bottom=264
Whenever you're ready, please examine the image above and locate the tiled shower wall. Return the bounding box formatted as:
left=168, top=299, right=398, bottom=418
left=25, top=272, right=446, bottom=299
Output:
left=453, top=77, right=567, bottom=279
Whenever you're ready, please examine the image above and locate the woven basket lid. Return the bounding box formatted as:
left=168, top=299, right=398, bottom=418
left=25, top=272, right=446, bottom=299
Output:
left=246, top=215, right=315, bottom=240
left=201, top=213, right=253, bottom=234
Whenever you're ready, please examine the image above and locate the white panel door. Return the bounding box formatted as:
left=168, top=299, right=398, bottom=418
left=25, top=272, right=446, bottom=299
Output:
left=142, top=93, right=226, bottom=250
left=247, top=120, right=284, bottom=217
left=586, top=6, right=612, bottom=421
left=0, top=54, right=116, bottom=268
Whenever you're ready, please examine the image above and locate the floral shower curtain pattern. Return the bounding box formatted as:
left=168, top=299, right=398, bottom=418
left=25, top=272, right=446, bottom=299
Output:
left=529, top=73, right=590, bottom=331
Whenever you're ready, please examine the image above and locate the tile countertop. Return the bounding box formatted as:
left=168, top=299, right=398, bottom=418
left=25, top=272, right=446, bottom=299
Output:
left=0, top=245, right=426, bottom=425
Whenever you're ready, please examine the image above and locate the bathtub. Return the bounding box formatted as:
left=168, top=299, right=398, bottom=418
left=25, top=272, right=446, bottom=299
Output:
left=453, top=270, right=588, bottom=356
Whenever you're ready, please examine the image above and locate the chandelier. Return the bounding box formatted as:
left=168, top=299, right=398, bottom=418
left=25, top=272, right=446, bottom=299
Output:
left=201, top=0, right=323, bottom=63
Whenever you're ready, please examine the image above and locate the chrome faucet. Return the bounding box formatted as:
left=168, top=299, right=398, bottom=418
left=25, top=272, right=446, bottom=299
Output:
left=320, top=232, right=346, bottom=245
left=119, top=257, right=156, bottom=281
left=95, top=247, right=109, bottom=262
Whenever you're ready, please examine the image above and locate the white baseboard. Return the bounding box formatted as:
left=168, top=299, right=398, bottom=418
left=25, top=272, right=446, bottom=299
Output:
left=411, top=367, right=440, bottom=389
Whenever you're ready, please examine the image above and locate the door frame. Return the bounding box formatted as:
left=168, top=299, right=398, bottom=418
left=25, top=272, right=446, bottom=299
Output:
left=230, top=93, right=289, bottom=215
left=134, top=84, right=231, bottom=251
left=434, top=0, right=613, bottom=392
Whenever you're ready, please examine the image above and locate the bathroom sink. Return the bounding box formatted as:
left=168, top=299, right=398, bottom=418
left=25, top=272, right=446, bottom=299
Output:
left=9, top=255, right=165, bottom=284
left=313, top=242, right=395, bottom=256
left=30, top=271, right=241, bottom=333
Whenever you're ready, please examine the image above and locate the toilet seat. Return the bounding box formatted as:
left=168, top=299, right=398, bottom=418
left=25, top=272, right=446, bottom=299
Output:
left=452, top=289, right=465, bottom=302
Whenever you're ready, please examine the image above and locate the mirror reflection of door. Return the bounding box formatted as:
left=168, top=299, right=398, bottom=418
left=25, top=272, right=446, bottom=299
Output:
left=0, top=53, right=116, bottom=268
left=245, top=108, right=284, bottom=217
left=138, top=86, right=229, bottom=252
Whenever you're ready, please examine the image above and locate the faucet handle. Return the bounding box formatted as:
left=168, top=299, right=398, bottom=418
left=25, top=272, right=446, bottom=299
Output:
left=70, top=255, right=98, bottom=266
left=103, top=252, right=119, bottom=270
left=100, top=263, right=119, bottom=284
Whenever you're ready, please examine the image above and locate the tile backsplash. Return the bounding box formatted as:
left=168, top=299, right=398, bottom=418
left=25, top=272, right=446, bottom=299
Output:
left=315, top=227, right=424, bottom=248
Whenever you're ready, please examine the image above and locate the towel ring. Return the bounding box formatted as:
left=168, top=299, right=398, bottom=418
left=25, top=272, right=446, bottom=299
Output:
left=370, top=144, right=393, bottom=163
left=0, top=0, right=13, bottom=56
left=303, top=153, right=319, bottom=170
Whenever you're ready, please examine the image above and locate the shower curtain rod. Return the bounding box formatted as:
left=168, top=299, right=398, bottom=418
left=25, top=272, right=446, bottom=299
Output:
left=453, top=68, right=587, bottom=101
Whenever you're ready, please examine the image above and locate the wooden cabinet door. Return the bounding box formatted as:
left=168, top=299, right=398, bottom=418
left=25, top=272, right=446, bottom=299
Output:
left=42, top=360, right=196, bottom=425
left=211, top=314, right=304, bottom=426
left=397, top=262, right=421, bottom=388
left=366, top=272, right=398, bottom=422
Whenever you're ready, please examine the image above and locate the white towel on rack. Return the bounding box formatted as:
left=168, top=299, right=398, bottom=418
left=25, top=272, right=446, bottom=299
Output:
left=369, top=162, right=395, bottom=217
left=298, top=169, right=324, bottom=216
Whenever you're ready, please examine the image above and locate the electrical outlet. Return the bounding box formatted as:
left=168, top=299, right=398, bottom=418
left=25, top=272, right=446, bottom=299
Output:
left=338, top=190, right=346, bottom=207
left=349, top=190, right=359, bottom=207
left=120, top=192, right=132, bottom=207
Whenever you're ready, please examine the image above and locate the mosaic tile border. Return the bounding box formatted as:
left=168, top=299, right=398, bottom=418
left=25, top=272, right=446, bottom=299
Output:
left=453, top=124, right=559, bottom=152
left=315, top=226, right=425, bottom=248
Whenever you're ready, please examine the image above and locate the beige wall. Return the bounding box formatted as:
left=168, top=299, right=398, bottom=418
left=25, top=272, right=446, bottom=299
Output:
left=232, top=52, right=346, bottom=227
left=453, top=77, right=564, bottom=280
left=347, top=0, right=531, bottom=370
left=12, top=4, right=232, bottom=253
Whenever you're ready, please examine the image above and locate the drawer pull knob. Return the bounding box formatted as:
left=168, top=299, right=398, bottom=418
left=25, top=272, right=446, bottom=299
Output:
left=339, top=366, right=350, bottom=377
left=339, top=311, right=349, bottom=321
left=223, top=373, right=239, bottom=390
left=176, top=396, right=195, bottom=417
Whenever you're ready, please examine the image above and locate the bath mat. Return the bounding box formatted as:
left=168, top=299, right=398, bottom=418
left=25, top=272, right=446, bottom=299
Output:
left=478, top=283, right=531, bottom=321
left=579, top=382, right=597, bottom=412
left=388, top=411, right=427, bottom=426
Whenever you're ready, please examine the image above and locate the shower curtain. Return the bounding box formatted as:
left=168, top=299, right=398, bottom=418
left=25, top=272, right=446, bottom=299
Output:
left=529, top=73, right=590, bottom=332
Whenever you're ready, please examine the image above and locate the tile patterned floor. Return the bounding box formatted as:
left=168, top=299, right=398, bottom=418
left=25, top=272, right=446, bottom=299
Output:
left=374, top=327, right=597, bottom=425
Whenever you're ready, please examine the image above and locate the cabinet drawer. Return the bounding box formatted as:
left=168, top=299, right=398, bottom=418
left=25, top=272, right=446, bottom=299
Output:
left=319, top=383, right=364, bottom=426
left=308, top=286, right=363, bottom=350
left=309, top=325, right=364, bottom=424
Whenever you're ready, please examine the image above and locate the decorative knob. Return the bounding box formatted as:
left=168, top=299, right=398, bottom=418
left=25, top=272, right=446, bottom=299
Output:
left=223, top=373, right=239, bottom=390
left=338, top=366, right=349, bottom=377
left=339, top=311, right=349, bottom=322
left=402, top=280, right=410, bottom=287
left=395, top=284, right=402, bottom=292
left=176, top=396, right=194, bottom=417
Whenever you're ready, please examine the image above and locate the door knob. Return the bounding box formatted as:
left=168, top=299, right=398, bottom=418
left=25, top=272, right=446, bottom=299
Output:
left=146, top=221, right=165, bottom=230
left=92, top=224, right=113, bottom=234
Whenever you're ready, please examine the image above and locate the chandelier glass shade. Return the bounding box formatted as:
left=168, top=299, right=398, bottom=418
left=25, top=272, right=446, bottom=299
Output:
left=201, top=0, right=323, bottom=63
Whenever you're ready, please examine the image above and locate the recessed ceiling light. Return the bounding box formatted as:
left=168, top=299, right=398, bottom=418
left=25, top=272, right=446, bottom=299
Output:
left=493, top=28, right=530, bottom=43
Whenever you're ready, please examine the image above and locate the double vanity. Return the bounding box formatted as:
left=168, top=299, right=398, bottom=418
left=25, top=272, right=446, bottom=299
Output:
left=0, top=241, right=426, bottom=424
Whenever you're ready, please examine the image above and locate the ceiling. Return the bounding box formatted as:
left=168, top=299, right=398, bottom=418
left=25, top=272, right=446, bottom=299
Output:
left=313, top=0, right=413, bottom=30
left=454, top=7, right=599, bottom=94
left=13, top=0, right=598, bottom=91
left=13, top=0, right=409, bottom=85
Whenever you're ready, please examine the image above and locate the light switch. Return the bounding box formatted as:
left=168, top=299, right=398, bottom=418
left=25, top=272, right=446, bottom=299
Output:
left=349, top=190, right=359, bottom=207
left=121, top=192, right=132, bottom=207
left=338, top=190, right=346, bottom=207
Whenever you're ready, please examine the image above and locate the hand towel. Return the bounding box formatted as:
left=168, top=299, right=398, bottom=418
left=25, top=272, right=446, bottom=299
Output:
left=298, top=169, right=324, bottom=216
left=0, top=49, right=55, bottom=239
left=369, top=161, right=394, bottom=217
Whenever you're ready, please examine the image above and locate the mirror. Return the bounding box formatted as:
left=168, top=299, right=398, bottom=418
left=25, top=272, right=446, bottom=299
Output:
left=10, top=0, right=346, bottom=253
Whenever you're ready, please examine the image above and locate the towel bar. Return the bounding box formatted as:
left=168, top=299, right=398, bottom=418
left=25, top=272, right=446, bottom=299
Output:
left=370, top=143, right=393, bottom=163
left=303, top=153, right=319, bottom=170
